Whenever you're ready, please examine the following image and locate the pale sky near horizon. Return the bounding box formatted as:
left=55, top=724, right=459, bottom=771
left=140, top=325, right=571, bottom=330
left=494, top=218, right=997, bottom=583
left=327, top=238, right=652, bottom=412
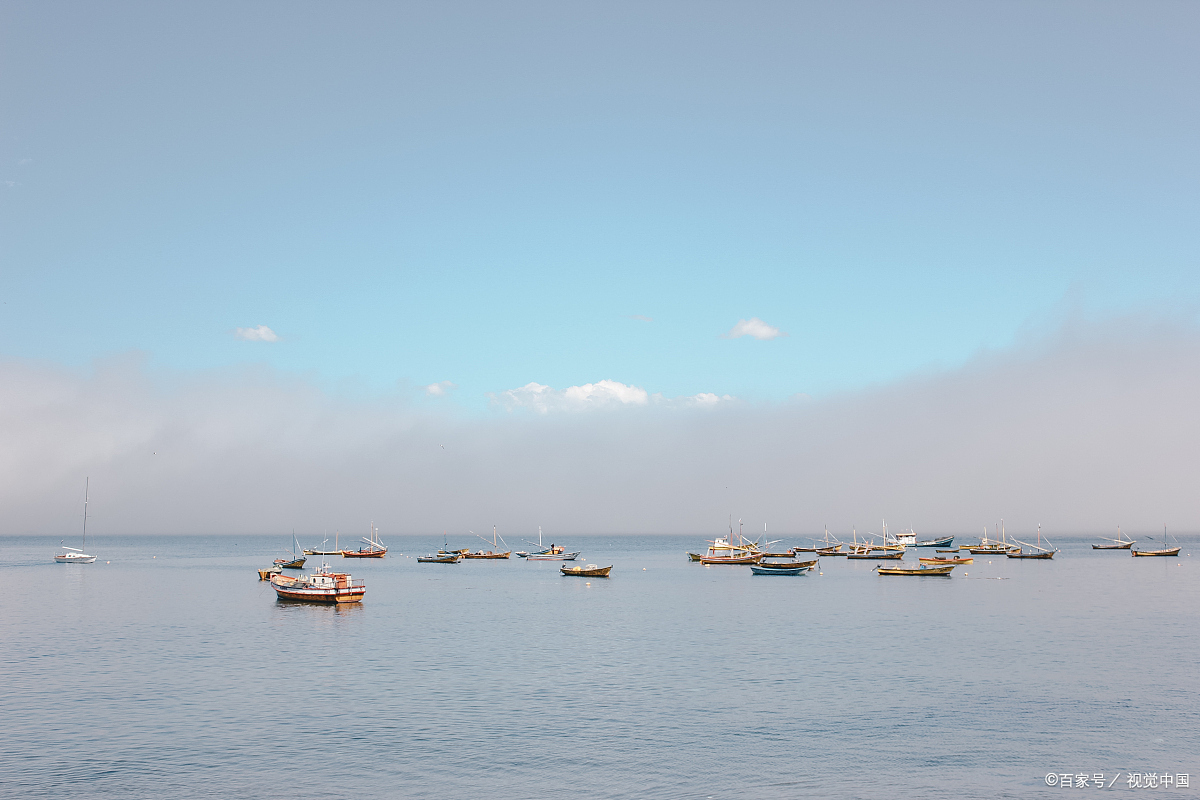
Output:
left=3, top=2, right=1200, bottom=536
left=3, top=1, right=1198, bottom=410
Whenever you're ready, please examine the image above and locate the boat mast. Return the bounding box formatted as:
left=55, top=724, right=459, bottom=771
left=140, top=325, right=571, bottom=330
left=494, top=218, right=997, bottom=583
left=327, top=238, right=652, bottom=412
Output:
left=82, top=477, right=89, bottom=552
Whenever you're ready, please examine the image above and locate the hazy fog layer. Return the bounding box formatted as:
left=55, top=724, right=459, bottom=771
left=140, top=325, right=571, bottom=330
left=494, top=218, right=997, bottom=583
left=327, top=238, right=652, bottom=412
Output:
left=4, top=315, right=1197, bottom=539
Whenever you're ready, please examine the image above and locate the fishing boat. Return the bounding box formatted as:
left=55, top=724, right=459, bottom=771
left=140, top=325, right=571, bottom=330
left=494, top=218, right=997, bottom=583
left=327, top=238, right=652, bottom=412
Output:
left=919, top=556, right=973, bottom=565
left=516, top=527, right=565, bottom=557
left=304, top=530, right=342, bottom=555
left=258, top=565, right=283, bottom=580
left=342, top=523, right=387, bottom=558
left=1093, top=527, right=1136, bottom=550
left=883, top=522, right=916, bottom=547
left=561, top=564, right=612, bottom=577
left=525, top=550, right=580, bottom=561
left=687, top=552, right=703, bottom=561
left=750, top=564, right=812, bottom=575
left=274, top=533, right=307, bottom=569
left=417, top=553, right=460, bottom=563
left=876, top=564, right=955, bottom=576
left=813, top=526, right=845, bottom=555
left=1006, top=525, right=1057, bottom=559
left=846, top=550, right=904, bottom=560
left=753, top=559, right=818, bottom=570
left=462, top=526, right=511, bottom=559
left=1132, top=525, right=1181, bottom=557
left=270, top=563, right=366, bottom=603
left=966, top=522, right=1019, bottom=554
left=55, top=478, right=98, bottom=564
left=913, top=536, right=954, bottom=548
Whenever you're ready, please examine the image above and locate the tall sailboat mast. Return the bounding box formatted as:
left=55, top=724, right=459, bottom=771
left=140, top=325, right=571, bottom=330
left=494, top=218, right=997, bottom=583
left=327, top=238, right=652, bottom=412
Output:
left=82, top=477, right=89, bottom=551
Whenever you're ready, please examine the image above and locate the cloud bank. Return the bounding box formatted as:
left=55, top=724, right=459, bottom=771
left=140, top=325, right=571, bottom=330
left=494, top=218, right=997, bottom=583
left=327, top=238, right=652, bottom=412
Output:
left=724, top=318, right=786, bottom=340
left=234, top=325, right=278, bottom=342
left=3, top=315, right=1200, bottom=537
left=488, top=380, right=733, bottom=413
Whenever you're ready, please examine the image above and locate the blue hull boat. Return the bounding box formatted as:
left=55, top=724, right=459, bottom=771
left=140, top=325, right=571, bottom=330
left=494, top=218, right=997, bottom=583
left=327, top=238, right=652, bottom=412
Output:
left=913, top=536, right=954, bottom=548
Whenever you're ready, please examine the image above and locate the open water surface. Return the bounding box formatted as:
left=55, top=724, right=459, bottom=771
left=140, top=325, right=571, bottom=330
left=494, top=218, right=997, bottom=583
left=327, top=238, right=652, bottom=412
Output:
left=1, top=534, right=1198, bottom=799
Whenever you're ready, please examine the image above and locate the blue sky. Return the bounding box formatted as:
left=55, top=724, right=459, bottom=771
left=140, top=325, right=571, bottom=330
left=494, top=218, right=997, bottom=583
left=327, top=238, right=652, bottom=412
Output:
left=2, top=1, right=1198, bottom=410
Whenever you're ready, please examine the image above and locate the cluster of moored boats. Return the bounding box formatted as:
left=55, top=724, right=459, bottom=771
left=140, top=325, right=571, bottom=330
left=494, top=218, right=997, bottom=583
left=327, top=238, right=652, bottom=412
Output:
left=685, top=520, right=1186, bottom=577
left=251, top=525, right=614, bottom=604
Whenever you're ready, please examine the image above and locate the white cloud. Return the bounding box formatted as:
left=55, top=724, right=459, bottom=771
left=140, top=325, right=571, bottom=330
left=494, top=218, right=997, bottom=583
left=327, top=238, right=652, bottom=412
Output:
left=234, top=325, right=279, bottom=342
left=723, top=317, right=787, bottom=340
left=425, top=380, right=457, bottom=397
left=489, top=379, right=732, bottom=413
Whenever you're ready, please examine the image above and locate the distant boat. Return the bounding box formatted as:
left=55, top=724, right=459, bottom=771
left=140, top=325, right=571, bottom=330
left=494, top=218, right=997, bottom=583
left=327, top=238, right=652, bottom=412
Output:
left=876, top=564, right=955, bottom=576
left=1006, top=525, right=1057, bottom=559
left=258, top=565, right=283, bottom=580
left=417, top=553, right=460, bottom=563
left=1093, top=527, right=1136, bottom=550
left=516, top=526, right=563, bottom=558
left=304, top=530, right=342, bottom=555
left=561, top=564, right=612, bottom=577
left=698, top=520, right=763, bottom=564
left=525, top=550, right=581, bottom=561
left=274, top=533, right=307, bottom=569
left=966, top=521, right=1019, bottom=554
left=270, top=563, right=365, bottom=603
left=55, top=478, right=97, bottom=564
left=1132, top=525, right=1181, bottom=557
left=687, top=552, right=703, bottom=561
left=913, top=536, right=954, bottom=548
left=753, top=559, right=817, bottom=570
left=846, top=550, right=904, bottom=560
left=751, top=564, right=812, bottom=575
left=919, top=556, right=973, bottom=565
left=342, top=523, right=387, bottom=558
left=462, top=526, right=511, bottom=559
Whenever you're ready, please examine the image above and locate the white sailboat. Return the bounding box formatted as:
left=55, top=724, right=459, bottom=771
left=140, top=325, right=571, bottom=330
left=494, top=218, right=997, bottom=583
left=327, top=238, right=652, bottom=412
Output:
left=55, top=478, right=97, bottom=564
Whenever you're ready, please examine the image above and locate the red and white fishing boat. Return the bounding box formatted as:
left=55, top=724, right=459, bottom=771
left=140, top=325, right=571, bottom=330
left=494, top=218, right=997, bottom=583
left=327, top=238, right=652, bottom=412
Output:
left=270, top=563, right=366, bottom=603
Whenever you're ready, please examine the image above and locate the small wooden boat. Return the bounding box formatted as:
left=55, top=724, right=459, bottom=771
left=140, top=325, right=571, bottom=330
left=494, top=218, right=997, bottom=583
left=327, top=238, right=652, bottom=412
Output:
left=270, top=564, right=365, bottom=603
left=935, top=549, right=959, bottom=553
left=462, top=526, right=511, bottom=558
left=753, top=559, right=818, bottom=570
left=750, top=564, right=812, bottom=575
left=1006, top=525, right=1057, bottom=559
left=919, top=556, right=972, bottom=565
left=1093, top=526, right=1135, bottom=550
left=438, top=548, right=470, bottom=556
left=761, top=551, right=794, bottom=558
left=1132, top=547, right=1181, bottom=557
left=304, top=530, right=342, bottom=555
left=1131, top=525, right=1181, bottom=556
left=967, top=522, right=1019, bottom=554
left=846, top=550, right=904, bottom=560
left=913, top=536, right=954, bottom=548
left=343, top=523, right=387, bottom=558
left=258, top=565, right=283, bottom=580
left=525, top=551, right=581, bottom=561
left=877, top=564, right=955, bottom=576
left=687, top=552, right=703, bottom=561
left=417, top=553, right=460, bottom=563
left=561, top=564, right=612, bottom=577
left=274, top=533, right=307, bottom=568
left=816, top=546, right=847, bottom=556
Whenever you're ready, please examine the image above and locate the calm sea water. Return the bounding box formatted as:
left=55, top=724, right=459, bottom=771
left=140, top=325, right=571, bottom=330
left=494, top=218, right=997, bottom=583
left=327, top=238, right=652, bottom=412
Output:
left=2, top=534, right=1197, bottom=799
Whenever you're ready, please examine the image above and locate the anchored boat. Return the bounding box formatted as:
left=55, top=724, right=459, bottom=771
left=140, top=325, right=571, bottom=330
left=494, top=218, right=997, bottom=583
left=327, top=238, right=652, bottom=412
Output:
left=463, top=526, right=511, bottom=559
left=1132, top=525, right=1181, bottom=557
left=876, top=564, right=956, bottom=576
left=561, top=564, right=612, bottom=577
left=1093, top=527, right=1136, bottom=550
left=342, top=523, right=387, bottom=558
left=270, top=563, right=365, bottom=603
left=55, top=478, right=97, bottom=564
